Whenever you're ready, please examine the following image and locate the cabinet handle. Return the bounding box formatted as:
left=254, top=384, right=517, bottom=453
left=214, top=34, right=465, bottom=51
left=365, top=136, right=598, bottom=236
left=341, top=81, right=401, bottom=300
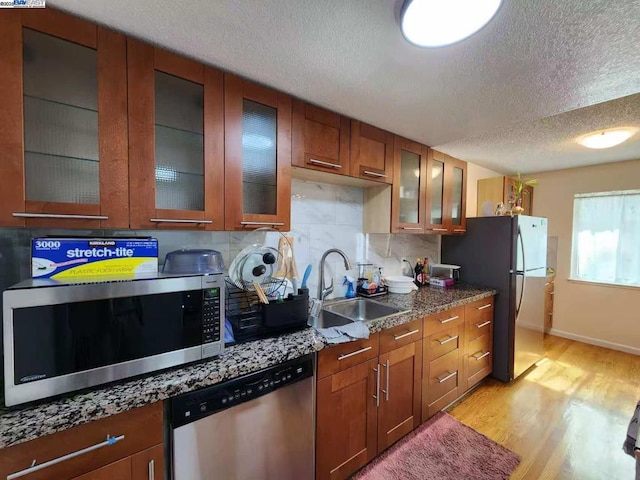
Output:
left=430, top=228, right=448, bottom=232
left=402, top=227, right=422, bottom=230
left=477, top=303, right=492, bottom=310
left=393, top=329, right=420, bottom=341
left=337, top=346, right=372, bottom=361
left=240, top=221, right=285, bottom=227
left=548, top=312, right=553, bottom=316
left=148, top=459, right=155, bottom=480
left=453, top=229, right=466, bottom=233
left=473, top=351, right=490, bottom=361
left=437, top=334, right=459, bottom=345
left=308, top=158, right=342, bottom=169
left=7, top=435, right=124, bottom=480
left=373, top=364, right=380, bottom=407
left=549, top=292, right=555, bottom=296
left=363, top=170, right=387, bottom=178
left=544, top=282, right=551, bottom=286
left=439, top=315, right=459, bottom=324
left=381, top=360, right=390, bottom=401
left=476, top=320, right=491, bottom=329
left=12, top=212, right=108, bottom=220
left=150, top=218, right=212, bottom=224
left=437, top=371, right=458, bottom=383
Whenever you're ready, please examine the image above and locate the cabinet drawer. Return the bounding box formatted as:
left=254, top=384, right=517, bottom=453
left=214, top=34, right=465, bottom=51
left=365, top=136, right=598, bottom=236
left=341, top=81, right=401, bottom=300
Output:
left=0, top=402, right=163, bottom=480
left=423, top=306, right=464, bottom=337
left=466, top=309, right=493, bottom=343
left=317, top=333, right=379, bottom=379
left=467, top=333, right=492, bottom=381
left=425, top=349, right=461, bottom=404
left=425, top=325, right=462, bottom=362
left=464, top=297, right=494, bottom=324
left=379, top=319, right=422, bottom=354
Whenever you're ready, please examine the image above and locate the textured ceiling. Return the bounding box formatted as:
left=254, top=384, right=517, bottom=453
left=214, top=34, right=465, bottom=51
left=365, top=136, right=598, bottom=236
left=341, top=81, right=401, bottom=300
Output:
left=49, top=0, right=640, bottom=172
left=435, top=93, right=640, bottom=174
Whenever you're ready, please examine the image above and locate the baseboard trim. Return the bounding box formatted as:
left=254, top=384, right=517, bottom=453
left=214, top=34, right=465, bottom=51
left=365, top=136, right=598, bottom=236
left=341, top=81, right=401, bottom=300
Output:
left=549, top=328, right=640, bottom=356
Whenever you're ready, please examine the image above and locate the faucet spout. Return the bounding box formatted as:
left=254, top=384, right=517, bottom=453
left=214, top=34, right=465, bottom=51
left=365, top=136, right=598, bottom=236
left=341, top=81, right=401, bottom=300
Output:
left=318, top=248, right=353, bottom=300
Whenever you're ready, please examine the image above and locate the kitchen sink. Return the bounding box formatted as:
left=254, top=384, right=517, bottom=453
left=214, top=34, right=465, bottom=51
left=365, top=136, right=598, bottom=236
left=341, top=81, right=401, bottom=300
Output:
left=310, top=310, right=356, bottom=329
left=322, top=298, right=408, bottom=322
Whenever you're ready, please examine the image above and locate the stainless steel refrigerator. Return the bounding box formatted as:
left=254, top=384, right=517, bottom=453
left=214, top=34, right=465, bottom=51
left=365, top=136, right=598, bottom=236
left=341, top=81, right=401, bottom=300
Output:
left=441, top=215, right=548, bottom=382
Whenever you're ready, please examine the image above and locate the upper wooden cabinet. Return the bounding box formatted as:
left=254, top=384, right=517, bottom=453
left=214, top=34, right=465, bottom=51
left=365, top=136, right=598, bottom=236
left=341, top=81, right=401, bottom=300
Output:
left=426, top=150, right=467, bottom=234
left=391, top=136, right=428, bottom=233
left=477, top=175, right=534, bottom=216
left=0, top=9, right=129, bottom=229
left=350, top=121, right=394, bottom=184
left=292, top=100, right=350, bottom=174
left=127, top=40, right=225, bottom=230
left=224, top=75, right=292, bottom=231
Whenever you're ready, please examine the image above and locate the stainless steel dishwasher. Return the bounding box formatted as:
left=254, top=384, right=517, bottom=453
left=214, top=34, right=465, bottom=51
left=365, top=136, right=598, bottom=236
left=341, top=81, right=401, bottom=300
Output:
left=168, top=355, right=315, bottom=480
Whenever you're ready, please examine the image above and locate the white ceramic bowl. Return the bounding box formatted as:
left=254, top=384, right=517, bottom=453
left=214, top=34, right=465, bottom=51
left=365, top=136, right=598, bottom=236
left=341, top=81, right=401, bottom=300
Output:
left=388, top=285, right=415, bottom=294
left=385, top=276, right=417, bottom=294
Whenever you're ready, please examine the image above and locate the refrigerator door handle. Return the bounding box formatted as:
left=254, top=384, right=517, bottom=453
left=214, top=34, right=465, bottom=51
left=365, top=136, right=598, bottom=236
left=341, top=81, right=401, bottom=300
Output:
left=516, top=227, right=526, bottom=318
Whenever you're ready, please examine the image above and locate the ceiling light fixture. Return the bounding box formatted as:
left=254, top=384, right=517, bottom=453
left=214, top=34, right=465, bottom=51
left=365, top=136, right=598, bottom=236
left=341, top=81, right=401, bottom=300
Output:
left=578, top=128, right=635, bottom=149
left=400, top=0, right=503, bottom=48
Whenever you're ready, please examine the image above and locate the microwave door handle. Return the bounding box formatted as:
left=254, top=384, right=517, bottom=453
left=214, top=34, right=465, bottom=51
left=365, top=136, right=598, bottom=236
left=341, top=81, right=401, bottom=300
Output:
left=516, top=227, right=526, bottom=318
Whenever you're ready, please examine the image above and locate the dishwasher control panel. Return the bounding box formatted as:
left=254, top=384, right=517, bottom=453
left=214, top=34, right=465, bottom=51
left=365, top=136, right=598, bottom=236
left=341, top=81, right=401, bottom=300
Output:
left=170, top=354, right=313, bottom=428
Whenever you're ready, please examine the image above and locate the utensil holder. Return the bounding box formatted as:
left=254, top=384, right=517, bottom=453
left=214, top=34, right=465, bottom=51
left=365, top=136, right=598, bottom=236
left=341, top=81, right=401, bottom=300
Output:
left=262, top=291, right=309, bottom=329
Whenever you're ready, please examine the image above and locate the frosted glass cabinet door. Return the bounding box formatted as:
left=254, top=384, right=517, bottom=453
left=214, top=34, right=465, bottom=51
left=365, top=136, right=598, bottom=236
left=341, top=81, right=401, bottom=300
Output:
left=224, top=75, right=292, bottom=231
left=446, top=156, right=467, bottom=234
left=127, top=40, right=225, bottom=230
left=0, top=9, right=129, bottom=228
left=426, top=149, right=447, bottom=233
left=391, top=137, right=427, bottom=233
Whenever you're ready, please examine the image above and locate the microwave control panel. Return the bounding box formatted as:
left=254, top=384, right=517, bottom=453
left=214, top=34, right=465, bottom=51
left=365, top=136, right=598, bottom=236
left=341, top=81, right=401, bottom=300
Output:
left=203, top=287, right=221, bottom=343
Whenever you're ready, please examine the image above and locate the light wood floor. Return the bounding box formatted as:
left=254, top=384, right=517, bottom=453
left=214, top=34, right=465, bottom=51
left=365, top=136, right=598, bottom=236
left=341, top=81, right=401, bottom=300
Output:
left=448, top=335, right=640, bottom=480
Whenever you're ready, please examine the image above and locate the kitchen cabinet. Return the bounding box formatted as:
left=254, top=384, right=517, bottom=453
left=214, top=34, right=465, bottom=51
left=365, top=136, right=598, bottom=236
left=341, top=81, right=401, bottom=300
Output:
left=0, top=9, right=129, bottom=229
left=391, top=137, right=428, bottom=233
left=544, top=276, right=555, bottom=333
left=316, top=330, right=422, bottom=480
left=0, top=403, right=164, bottom=480
left=127, top=39, right=225, bottom=230
left=425, top=150, right=467, bottom=234
left=350, top=120, right=394, bottom=184
left=463, top=298, right=494, bottom=389
left=225, top=74, right=292, bottom=230
left=477, top=175, right=534, bottom=216
left=292, top=100, right=350, bottom=174
left=421, top=306, right=465, bottom=421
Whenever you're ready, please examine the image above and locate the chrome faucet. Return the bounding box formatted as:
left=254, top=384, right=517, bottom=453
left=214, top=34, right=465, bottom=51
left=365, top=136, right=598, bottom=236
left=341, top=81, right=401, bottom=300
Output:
left=318, top=248, right=352, bottom=301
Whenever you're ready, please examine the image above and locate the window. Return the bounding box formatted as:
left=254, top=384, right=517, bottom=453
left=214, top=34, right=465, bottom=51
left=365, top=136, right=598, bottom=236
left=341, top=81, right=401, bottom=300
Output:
left=571, top=190, right=640, bottom=287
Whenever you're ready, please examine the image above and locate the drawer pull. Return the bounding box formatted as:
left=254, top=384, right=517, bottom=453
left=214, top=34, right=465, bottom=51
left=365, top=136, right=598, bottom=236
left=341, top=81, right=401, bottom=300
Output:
left=363, top=170, right=387, bottom=178
left=402, top=227, right=422, bottom=231
left=150, top=218, right=212, bottom=224
left=240, top=221, right=285, bottom=227
left=13, top=212, right=108, bottom=220
left=549, top=292, right=555, bottom=296
left=544, top=282, right=551, bottom=286
left=453, top=229, right=466, bottom=233
left=477, top=303, right=492, bottom=310
left=7, top=435, right=125, bottom=480
left=476, top=320, right=491, bottom=329
left=473, top=351, right=490, bottom=361
left=440, top=315, right=459, bottom=324
left=372, top=364, right=380, bottom=407
left=437, top=371, right=458, bottom=383
left=382, top=360, right=390, bottom=401
left=437, top=335, right=459, bottom=345
left=430, top=228, right=448, bottom=232
left=338, top=346, right=372, bottom=361
left=308, top=158, right=342, bottom=169
left=393, top=329, right=420, bottom=341
left=148, top=459, right=155, bottom=480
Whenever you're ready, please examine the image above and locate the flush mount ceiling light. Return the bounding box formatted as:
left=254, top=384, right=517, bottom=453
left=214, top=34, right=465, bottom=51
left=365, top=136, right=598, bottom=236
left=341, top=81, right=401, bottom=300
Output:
left=578, top=128, right=636, bottom=149
left=400, top=0, right=503, bottom=48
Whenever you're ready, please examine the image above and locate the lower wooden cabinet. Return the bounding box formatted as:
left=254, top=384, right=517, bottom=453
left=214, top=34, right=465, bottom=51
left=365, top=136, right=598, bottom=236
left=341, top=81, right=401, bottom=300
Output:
left=0, top=403, right=164, bottom=480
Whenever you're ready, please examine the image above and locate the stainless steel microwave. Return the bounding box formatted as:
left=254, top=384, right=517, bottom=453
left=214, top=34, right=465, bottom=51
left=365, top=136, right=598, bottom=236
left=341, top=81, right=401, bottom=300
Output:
left=3, top=273, right=224, bottom=407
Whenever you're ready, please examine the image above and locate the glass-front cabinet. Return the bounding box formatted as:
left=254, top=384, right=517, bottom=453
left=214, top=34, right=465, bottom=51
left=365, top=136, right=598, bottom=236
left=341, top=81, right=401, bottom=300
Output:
left=127, top=40, right=224, bottom=230
left=0, top=9, right=129, bottom=228
left=224, top=75, right=292, bottom=230
left=391, top=137, right=427, bottom=233
left=426, top=150, right=467, bottom=234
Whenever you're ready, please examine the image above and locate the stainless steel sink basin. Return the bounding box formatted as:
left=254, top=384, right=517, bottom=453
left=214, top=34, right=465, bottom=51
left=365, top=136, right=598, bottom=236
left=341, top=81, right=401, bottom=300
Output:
left=310, top=310, right=356, bottom=329
left=322, top=298, right=408, bottom=322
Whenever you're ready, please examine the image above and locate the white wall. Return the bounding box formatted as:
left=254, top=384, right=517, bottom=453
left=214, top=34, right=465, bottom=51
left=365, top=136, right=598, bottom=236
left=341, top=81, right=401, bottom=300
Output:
left=532, top=159, right=640, bottom=354
left=466, top=162, right=503, bottom=217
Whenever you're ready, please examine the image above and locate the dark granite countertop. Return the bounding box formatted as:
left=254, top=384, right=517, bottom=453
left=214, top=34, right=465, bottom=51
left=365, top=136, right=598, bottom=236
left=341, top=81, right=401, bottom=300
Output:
left=0, top=283, right=495, bottom=449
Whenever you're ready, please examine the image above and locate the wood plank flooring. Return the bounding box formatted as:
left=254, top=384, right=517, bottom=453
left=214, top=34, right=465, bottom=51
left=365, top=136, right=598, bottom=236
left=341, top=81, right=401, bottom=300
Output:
left=448, top=335, right=640, bottom=480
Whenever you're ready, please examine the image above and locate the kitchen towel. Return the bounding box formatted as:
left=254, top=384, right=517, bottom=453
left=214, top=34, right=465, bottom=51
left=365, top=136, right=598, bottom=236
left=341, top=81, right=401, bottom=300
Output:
left=316, top=321, right=370, bottom=344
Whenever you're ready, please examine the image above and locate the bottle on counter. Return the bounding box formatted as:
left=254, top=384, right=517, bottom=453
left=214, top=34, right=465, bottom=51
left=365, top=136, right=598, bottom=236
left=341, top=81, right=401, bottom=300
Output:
left=423, top=257, right=430, bottom=285
left=414, top=258, right=423, bottom=287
